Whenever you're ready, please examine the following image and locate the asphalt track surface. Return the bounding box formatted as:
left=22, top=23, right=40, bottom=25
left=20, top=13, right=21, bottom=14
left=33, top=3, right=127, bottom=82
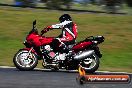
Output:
left=0, top=67, right=132, bottom=88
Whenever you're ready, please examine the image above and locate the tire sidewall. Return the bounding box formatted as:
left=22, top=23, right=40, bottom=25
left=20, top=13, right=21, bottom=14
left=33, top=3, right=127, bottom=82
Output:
left=82, top=53, right=100, bottom=73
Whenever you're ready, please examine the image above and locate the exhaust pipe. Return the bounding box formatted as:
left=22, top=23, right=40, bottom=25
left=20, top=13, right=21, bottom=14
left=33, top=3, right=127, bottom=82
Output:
left=74, top=50, right=94, bottom=60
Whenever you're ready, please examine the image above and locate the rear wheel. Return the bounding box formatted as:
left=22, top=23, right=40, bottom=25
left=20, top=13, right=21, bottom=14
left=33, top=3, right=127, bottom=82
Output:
left=13, top=50, right=38, bottom=71
left=80, top=53, right=99, bottom=73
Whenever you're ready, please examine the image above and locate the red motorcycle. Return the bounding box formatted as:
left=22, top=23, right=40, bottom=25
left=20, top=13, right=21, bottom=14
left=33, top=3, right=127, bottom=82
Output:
left=13, top=20, right=104, bottom=73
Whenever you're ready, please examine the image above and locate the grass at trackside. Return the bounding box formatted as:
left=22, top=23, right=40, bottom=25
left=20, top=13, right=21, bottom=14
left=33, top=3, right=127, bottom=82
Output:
left=0, top=7, right=132, bottom=72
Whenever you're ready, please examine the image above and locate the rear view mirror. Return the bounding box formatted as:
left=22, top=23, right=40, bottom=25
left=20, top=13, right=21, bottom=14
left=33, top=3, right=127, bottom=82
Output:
left=33, top=20, right=36, bottom=29
left=29, top=20, right=38, bottom=34
left=33, top=20, right=36, bottom=25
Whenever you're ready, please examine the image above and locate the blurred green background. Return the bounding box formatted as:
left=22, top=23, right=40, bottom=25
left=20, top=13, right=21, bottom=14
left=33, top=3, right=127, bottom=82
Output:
left=0, top=0, right=132, bottom=72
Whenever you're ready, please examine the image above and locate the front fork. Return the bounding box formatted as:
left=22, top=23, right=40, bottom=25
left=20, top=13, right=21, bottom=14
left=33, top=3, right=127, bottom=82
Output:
left=23, top=47, right=40, bottom=60
left=26, top=47, right=33, bottom=58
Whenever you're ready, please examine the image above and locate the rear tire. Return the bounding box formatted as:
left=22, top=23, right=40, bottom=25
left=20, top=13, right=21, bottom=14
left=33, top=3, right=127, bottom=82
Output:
left=13, top=50, right=38, bottom=71
left=80, top=53, right=99, bottom=73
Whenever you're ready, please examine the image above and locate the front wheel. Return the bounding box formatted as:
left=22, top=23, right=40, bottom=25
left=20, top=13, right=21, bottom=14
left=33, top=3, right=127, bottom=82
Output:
left=13, top=49, right=38, bottom=71
left=80, top=53, right=99, bottom=73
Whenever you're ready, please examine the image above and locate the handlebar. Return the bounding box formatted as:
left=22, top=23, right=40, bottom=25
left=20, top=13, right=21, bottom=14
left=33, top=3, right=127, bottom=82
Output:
left=40, top=32, right=44, bottom=36
left=40, top=27, right=54, bottom=36
left=40, top=28, right=48, bottom=36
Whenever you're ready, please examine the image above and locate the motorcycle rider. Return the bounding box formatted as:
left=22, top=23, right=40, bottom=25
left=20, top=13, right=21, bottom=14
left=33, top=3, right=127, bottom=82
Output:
left=41, top=14, right=78, bottom=53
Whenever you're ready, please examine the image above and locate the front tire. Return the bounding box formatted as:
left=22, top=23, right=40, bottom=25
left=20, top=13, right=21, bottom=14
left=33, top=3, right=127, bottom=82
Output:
left=80, top=53, right=99, bottom=73
left=13, top=49, right=38, bottom=71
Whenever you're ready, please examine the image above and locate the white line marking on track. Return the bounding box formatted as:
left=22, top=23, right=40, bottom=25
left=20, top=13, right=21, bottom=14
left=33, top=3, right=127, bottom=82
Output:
left=0, top=66, right=132, bottom=74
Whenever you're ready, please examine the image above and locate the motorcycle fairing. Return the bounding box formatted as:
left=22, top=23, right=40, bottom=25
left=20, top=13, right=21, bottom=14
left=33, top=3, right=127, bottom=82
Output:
left=26, top=33, right=53, bottom=47
left=72, top=41, right=93, bottom=52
